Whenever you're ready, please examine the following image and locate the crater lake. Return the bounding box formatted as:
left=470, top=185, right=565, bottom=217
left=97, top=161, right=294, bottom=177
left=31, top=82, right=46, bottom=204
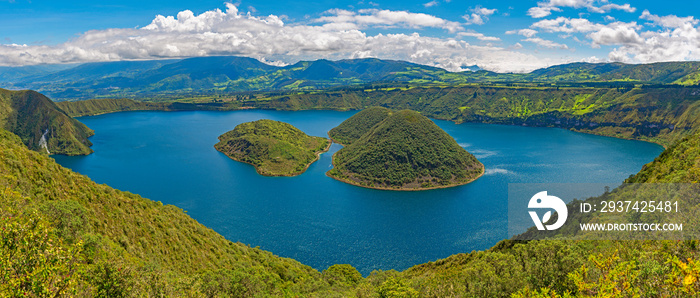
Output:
left=53, top=110, right=664, bottom=275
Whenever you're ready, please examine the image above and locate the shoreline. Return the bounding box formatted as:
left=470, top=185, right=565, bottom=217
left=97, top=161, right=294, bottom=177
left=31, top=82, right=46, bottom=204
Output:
left=219, top=137, right=332, bottom=177
left=70, top=104, right=669, bottom=148
left=325, top=145, right=485, bottom=191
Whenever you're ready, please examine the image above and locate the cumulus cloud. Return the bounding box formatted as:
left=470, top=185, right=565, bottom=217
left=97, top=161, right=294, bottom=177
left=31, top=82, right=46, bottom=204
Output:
left=506, top=29, right=538, bottom=37
left=0, top=3, right=558, bottom=73
left=527, top=10, right=700, bottom=63
left=462, top=6, right=497, bottom=25
left=640, top=10, right=698, bottom=28
left=458, top=32, right=501, bottom=41
left=531, top=17, right=642, bottom=48
left=532, top=17, right=605, bottom=33
left=523, top=37, right=569, bottom=49
left=607, top=11, right=700, bottom=62
left=315, top=8, right=463, bottom=33
left=528, top=0, right=635, bottom=18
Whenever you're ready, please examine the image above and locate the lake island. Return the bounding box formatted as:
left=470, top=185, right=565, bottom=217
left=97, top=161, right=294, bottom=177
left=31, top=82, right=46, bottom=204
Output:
left=328, top=107, right=485, bottom=190
left=215, top=119, right=330, bottom=176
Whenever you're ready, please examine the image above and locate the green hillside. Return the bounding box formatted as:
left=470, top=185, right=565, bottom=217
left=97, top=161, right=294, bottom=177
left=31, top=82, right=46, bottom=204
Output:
left=0, top=84, right=699, bottom=295
left=0, top=128, right=361, bottom=296
left=526, top=61, right=700, bottom=84
left=328, top=106, right=391, bottom=145
left=55, top=98, right=169, bottom=117
left=6, top=57, right=700, bottom=100
left=54, top=83, right=700, bottom=148
left=328, top=109, right=484, bottom=190
left=254, top=85, right=700, bottom=147
left=0, top=88, right=94, bottom=155
left=55, top=97, right=245, bottom=117
left=214, top=119, right=330, bottom=176
left=2, top=121, right=700, bottom=296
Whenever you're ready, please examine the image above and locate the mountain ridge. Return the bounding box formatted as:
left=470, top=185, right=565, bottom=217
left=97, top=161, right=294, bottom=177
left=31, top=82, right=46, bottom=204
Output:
left=4, top=56, right=700, bottom=100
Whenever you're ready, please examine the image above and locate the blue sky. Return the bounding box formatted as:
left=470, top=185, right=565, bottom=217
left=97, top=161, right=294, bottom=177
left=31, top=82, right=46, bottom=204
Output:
left=1, top=0, right=699, bottom=72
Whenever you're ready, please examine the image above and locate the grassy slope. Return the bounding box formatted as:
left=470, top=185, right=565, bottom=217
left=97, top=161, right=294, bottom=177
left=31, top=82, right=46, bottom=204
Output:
left=329, top=109, right=483, bottom=190
left=257, top=85, right=700, bottom=146
left=214, top=119, right=330, bottom=176
left=0, top=128, right=360, bottom=296
left=0, top=88, right=94, bottom=155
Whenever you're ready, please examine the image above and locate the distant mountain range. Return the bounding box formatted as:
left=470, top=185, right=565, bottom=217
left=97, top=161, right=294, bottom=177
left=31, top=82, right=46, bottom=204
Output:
left=2, top=56, right=700, bottom=99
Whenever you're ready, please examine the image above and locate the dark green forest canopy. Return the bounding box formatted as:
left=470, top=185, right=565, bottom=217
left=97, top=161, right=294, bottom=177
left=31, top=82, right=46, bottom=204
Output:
left=214, top=119, right=329, bottom=176
left=328, top=106, right=391, bottom=145
left=2, top=124, right=700, bottom=296
left=0, top=88, right=94, bottom=155
left=328, top=108, right=484, bottom=190
left=1, top=85, right=700, bottom=295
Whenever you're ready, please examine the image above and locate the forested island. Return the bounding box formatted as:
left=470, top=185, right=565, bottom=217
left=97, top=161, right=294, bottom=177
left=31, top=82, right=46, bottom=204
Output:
left=214, top=119, right=330, bottom=176
left=328, top=107, right=484, bottom=190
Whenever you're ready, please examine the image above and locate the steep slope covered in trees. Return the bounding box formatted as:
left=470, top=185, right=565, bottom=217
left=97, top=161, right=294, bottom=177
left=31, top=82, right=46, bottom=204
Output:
left=328, top=108, right=484, bottom=190
left=328, top=106, right=391, bottom=145
left=0, top=88, right=94, bottom=155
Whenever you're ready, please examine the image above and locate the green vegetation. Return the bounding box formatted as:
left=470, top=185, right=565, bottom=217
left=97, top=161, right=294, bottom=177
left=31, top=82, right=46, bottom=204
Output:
left=55, top=98, right=169, bottom=117
left=7, top=57, right=700, bottom=100
left=0, top=128, right=353, bottom=296
left=0, top=88, right=94, bottom=155
left=2, top=123, right=700, bottom=296
left=56, top=98, right=244, bottom=117
left=214, top=119, right=330, bottom=176
left=254, top=85, right=700, bottom=147
left=328, top=108, right=484, bottom=190
left=328, top=106, right=391, bottom=145
left=3, top=58, right=700, bottom=294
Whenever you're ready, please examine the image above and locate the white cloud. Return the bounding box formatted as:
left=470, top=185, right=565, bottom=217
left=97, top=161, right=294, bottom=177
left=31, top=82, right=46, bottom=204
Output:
left=640, top=10, right=698, bottom=28
left=463, top=14, right=485, bottom=25
left=532, top=17, right=603, bottom=33
left=588, top=23, right=642, bottom=47
left=607, top=11, right=700, bottom=63
left=423, top=1, right=439, bottom=8
left=527, top=0, right=635, bottom=18
left=315, top=8, right=463, bottom=33
left=531, top=17, right=642, bottom=48
left=528, top=6, right=561, bottom=18
left=458, top=32, right=501, bottom=41
left=0, top=3, right=558, bottom=73
left=592, top=3, right=635, bottom=14
left=527, top=10, right=700, bottom=64
left=506, top=29, right=538, bottom=37
left=463, top=6, right=497, bottom=25
left=473, top=7, right=496, bottom=16
left=523, top=37, right=569, bottom=49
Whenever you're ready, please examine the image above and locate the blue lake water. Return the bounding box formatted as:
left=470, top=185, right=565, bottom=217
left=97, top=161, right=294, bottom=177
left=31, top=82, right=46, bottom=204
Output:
left=52, top=110, right=664, bottom=275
